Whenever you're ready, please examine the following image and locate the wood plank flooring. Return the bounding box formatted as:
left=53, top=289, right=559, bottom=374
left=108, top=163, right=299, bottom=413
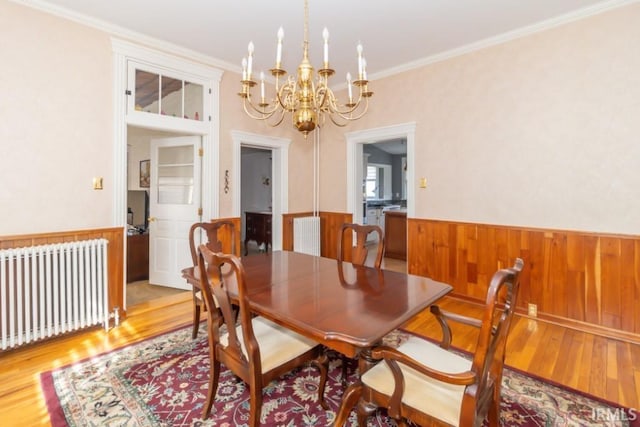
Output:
left=0, top=292, right=194, bottom=426
left=1, top=275, right=638, bottom=426
left=126, top=279, right=187, bottom=306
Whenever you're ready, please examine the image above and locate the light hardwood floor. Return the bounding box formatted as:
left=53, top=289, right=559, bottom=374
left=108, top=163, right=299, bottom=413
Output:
left=1, top=266, right=638, bottom=426
left=126, top=280, right=187, bottom=306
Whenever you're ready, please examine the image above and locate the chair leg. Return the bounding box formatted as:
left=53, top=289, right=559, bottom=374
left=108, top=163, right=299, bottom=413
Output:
left=248, top=384, right=263, bottom=427
left=341, top=356, right=349, bottom=388
left=486, top=388, right=501, bottom=427
left=333, top=383, right=363, bottom=427
left=357, top=400, right=378, bottom=426
left=311, top=352, right=329, bottom=409
left=202, top=359, right=220, bottom=419
left=192, top=298, right=201, bottom=339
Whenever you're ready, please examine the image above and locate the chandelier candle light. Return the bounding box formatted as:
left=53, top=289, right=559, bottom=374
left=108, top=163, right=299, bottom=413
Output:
left=239, top=0, right=373, bottom=138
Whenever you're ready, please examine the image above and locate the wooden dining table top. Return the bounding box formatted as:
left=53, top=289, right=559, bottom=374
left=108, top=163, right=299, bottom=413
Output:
left=182, top=250, right=452, bottom=358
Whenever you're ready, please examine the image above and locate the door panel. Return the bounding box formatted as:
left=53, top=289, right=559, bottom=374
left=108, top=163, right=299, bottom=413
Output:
left=149, top=136, right=201, bottom=288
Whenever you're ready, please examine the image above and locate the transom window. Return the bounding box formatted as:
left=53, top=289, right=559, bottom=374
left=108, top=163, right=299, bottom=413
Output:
left=127, top=61, right=209, bottom=127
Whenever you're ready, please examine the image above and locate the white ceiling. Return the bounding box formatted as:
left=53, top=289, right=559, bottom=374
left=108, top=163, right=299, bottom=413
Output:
left=21, top=0, right=626, bottom=80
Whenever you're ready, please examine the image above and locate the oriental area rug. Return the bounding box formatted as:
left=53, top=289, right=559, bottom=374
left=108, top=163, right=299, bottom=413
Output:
left=41, top=325, right=637, bottom=426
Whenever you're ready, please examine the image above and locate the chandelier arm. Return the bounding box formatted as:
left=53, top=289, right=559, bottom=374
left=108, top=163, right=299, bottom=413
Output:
left=269, top=108, right=287, bottom=127
left=242, top=98, right=288, bottom=128
left=323, top=90, right=341, bottom=113
left=315, top=83, right=331, bottom=111
left=244, top=98, right=281, bottom=117
left=328, top=114, right=349, bottom=127
left=275, top=80, right=297, bottom=111
left=328, top=97, right=370, bottom=122
left=242, top=97, right=280, bottom=121
left=319, top=83, right=356, bottom=115
left=326, top=91, right=370, bottom=116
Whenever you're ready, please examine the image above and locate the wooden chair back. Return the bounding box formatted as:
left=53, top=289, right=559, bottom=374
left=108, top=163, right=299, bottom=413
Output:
left=337, top=223, right=385, bottom=268
left=334, top=258, right=524, bottom=427
left=188, top=220, right=238, bottom=267
left=185, top=219, right=237, bottom=339
left=197, top=244, right=329, bottom=425
left=467, top=258, right=524, bottom=420
left=198, top=245, right=255, bottom=374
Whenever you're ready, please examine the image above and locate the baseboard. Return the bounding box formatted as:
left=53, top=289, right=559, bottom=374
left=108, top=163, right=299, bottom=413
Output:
left=447, top=294, right=640, bottom=345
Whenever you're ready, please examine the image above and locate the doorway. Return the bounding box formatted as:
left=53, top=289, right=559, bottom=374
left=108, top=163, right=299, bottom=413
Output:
left=112, top=39, right=223, bottom=312
left=125, top=126, right=196, bottom=306
left=346, top=122, right=416, bottom=270
left=231, top=130, right=291, bottom=253
left=240, top=147, right=273, bottom=255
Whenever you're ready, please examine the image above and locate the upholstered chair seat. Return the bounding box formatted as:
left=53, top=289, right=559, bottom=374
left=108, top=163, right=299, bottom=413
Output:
left=361, top=336, right=470, bottom=426
left=220, top=316, right=321, bottom=373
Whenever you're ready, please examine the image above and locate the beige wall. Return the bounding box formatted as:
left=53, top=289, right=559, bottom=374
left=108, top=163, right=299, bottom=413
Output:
left=217, top=72, right=316, bottom=216
left=1, top=0, right=638, bottom=237
left=0, top=0, right=113, bottom=235
left=320, top=3, right=640, bottom=235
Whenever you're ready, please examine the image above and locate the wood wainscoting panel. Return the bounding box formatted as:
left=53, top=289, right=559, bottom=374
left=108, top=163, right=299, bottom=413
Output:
left=319, top=212, right=352, bottom=259
left=214, top=216, right=242, bottom=256
left=0, top=227, right=124, bottom=318
left=407, top=218, right=640, bottom=341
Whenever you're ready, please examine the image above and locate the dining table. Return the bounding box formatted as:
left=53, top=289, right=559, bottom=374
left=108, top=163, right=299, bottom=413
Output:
left=182, top=250, right=452, bottom=371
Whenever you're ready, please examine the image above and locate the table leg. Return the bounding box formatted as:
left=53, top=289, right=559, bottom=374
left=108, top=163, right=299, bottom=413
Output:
left=357, top=347, right=379, bottom=376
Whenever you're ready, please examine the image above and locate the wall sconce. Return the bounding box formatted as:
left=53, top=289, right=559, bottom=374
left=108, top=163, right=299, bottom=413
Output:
left=224, top=170, right=230, bottom=194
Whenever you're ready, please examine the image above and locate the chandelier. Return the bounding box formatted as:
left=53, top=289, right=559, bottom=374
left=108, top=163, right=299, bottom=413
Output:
left=238, top=0, right=373, bottom=138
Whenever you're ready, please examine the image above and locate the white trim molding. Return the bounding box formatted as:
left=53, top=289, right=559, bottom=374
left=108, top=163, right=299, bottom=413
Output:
left=370, top=0, right=637, bottom=81
left=346, top=122, right=417, bottom=222
left=111, top=38, right=223, bottom=223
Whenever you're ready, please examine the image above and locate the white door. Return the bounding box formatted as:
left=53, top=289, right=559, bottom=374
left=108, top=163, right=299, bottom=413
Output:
left=148, top=136, right=201, bottom=289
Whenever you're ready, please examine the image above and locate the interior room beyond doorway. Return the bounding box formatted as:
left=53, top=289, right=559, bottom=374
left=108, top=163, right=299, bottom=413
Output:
left=126, top=126, right=193, bottom=307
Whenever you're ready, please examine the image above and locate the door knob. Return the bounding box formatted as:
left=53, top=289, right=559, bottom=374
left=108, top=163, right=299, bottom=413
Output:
left=148, top=216, right=156, bottom=223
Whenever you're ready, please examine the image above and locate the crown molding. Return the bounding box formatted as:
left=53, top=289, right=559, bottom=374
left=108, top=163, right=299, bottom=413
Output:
left=10, top=0, right=637, bottom=82
left=371, top=0, right=638, bottom=81
left=9, top=0, right=241, bottom=74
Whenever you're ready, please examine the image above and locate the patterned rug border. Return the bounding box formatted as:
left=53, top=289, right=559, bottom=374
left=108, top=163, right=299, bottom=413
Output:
left=40, top=321, right=195, bottom=426
left=40, top=323, right=639, bottom=426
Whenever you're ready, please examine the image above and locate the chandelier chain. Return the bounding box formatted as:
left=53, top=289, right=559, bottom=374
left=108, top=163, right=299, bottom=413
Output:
left=304, top=0, right=309, bottom=46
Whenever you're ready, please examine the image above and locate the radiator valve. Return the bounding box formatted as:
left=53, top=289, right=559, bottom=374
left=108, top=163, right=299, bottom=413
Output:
left=111, top=306, right=120, bottom=327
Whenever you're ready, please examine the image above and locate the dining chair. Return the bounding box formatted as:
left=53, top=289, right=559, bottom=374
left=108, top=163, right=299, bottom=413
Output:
left=334, top=258, right=524, bottom=427
left=337, top=223, right=385, bottom=268
left=336, top=222, right=386, bottom=387
left=197, top=244, right=329, bottom=426
left=186, top=220, right=237, bottom=339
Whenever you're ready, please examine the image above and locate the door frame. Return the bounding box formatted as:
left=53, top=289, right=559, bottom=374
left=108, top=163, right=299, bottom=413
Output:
left=345, top=122, right=417, bottom=224
left=231, top=130, right=291, bottom=252
left=112, top=39, right=223, bottom=308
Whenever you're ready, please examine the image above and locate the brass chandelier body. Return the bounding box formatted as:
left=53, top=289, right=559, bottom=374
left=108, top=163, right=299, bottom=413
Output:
left=239, top=0, right=372, bottom=138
